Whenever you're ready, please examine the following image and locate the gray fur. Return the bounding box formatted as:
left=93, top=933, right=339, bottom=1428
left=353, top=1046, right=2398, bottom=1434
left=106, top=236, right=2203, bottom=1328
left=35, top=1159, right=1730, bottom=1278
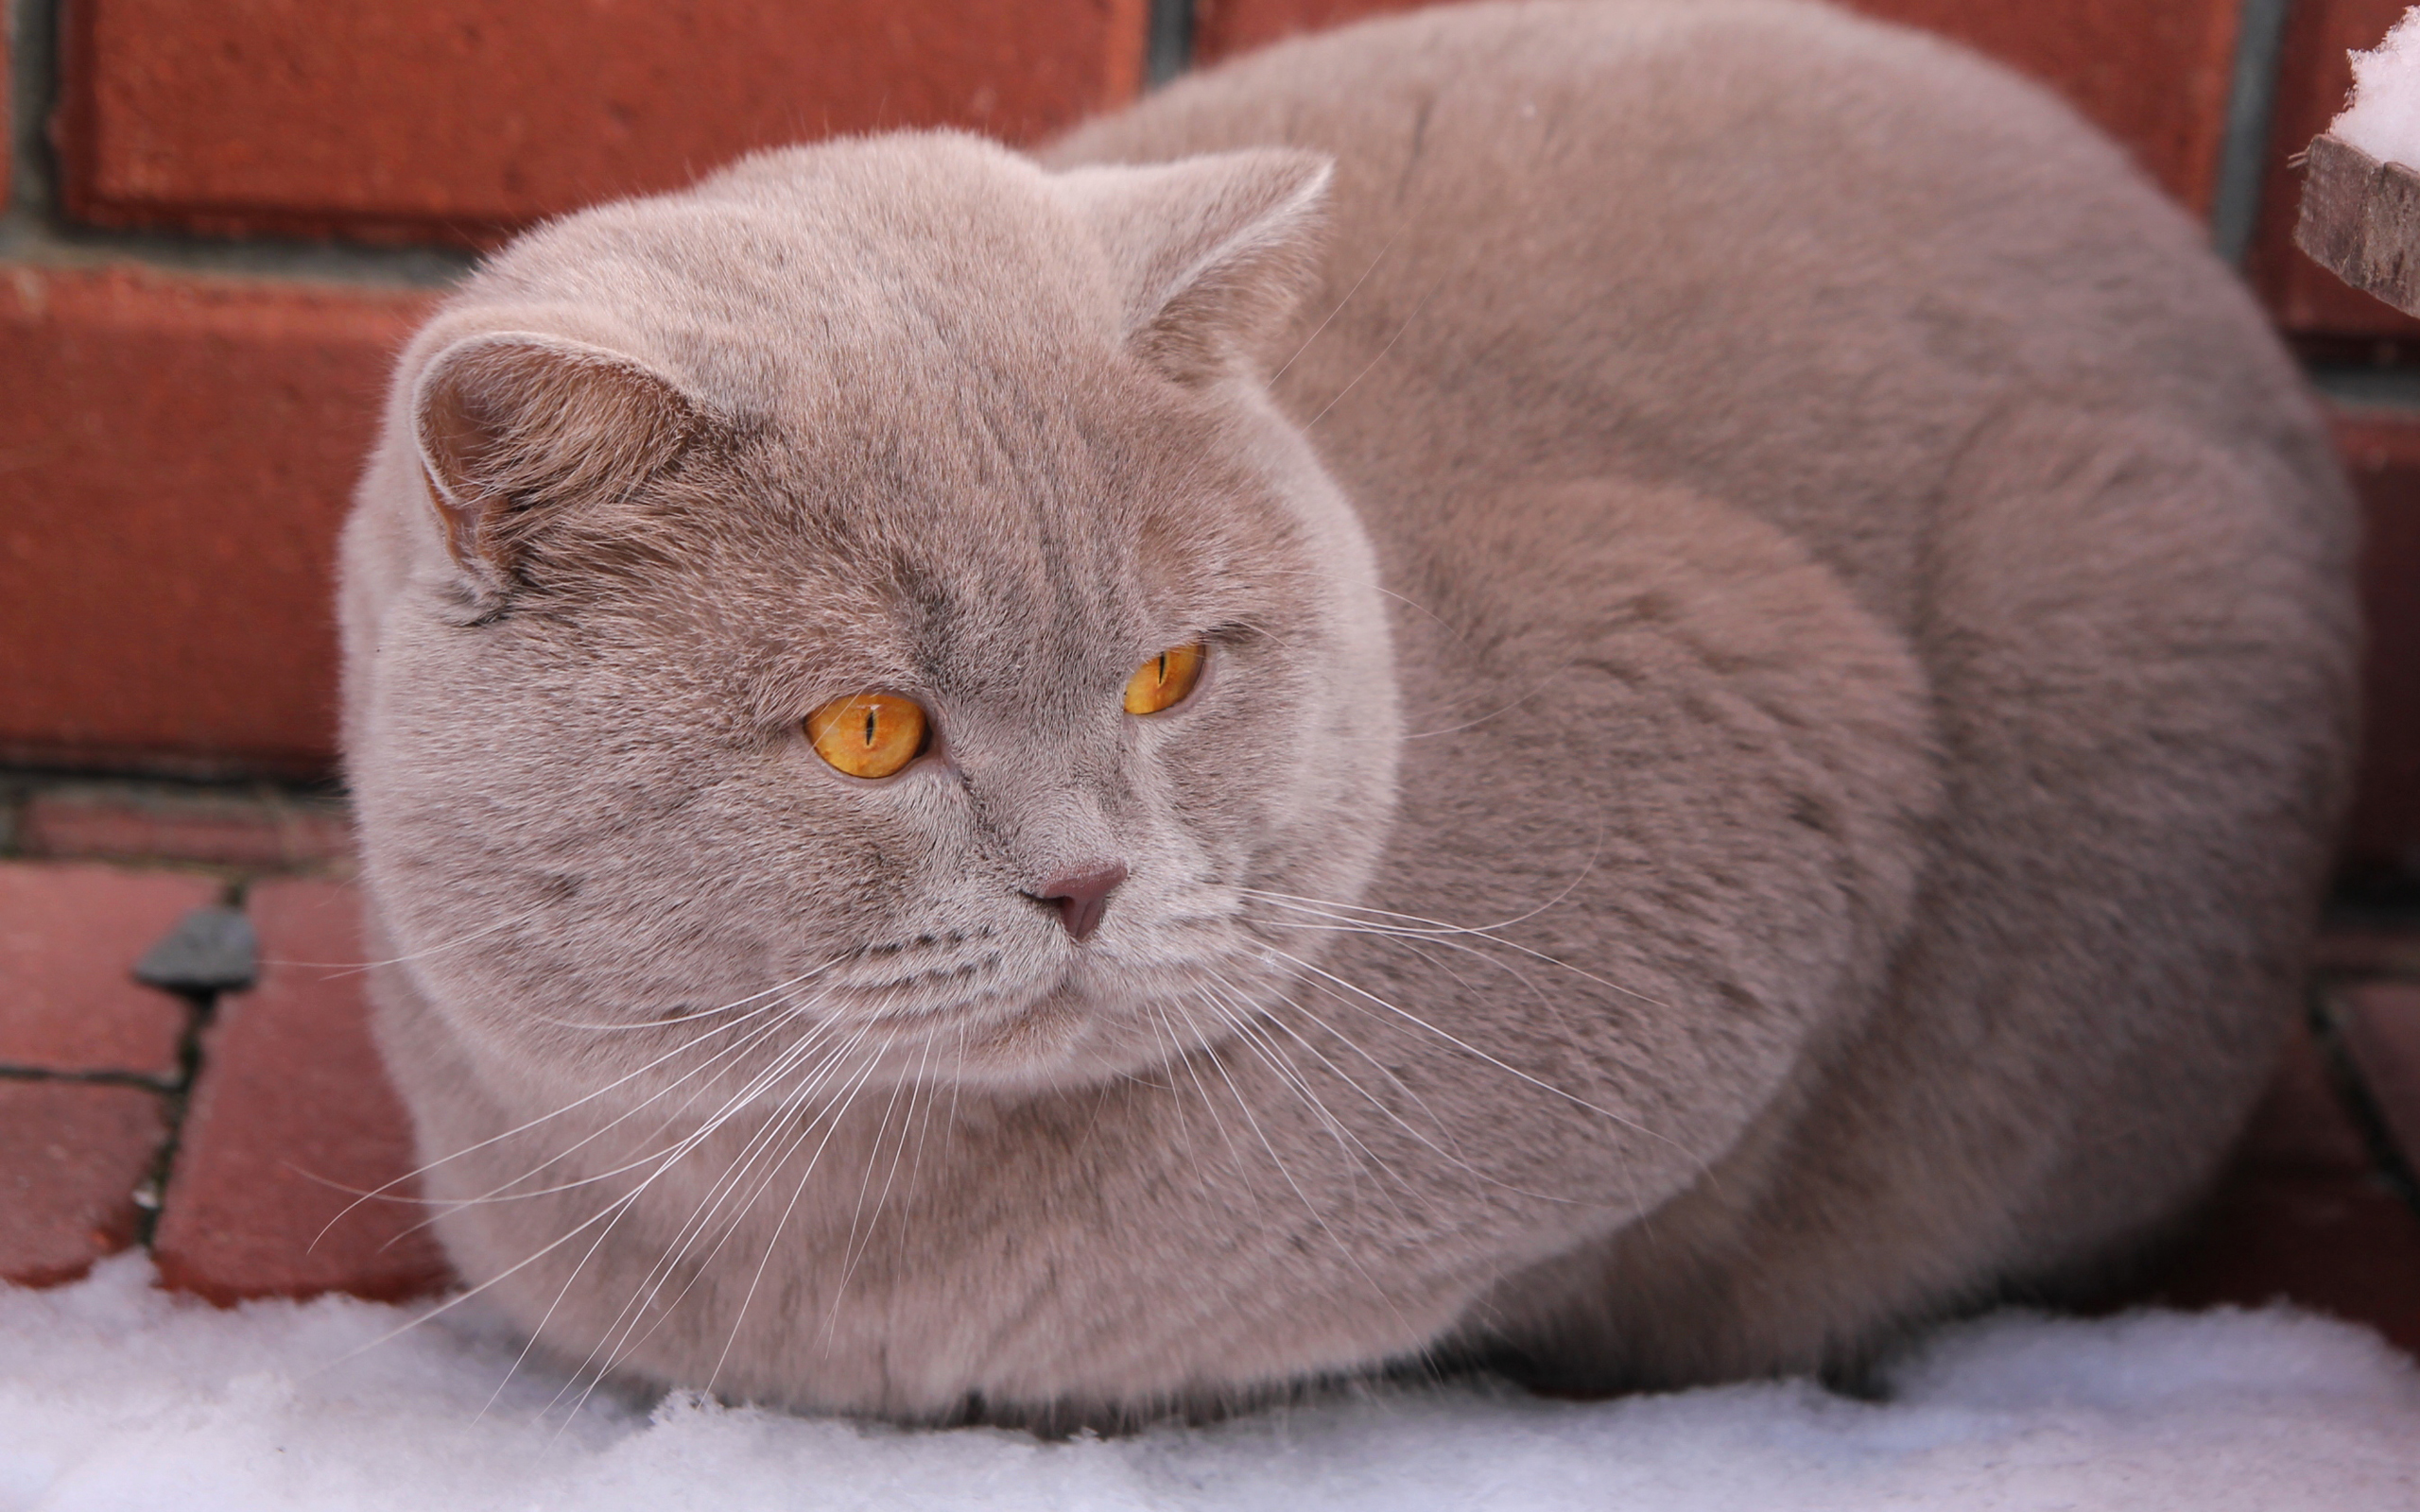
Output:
left=339, top=0, right=2358, bottom=1427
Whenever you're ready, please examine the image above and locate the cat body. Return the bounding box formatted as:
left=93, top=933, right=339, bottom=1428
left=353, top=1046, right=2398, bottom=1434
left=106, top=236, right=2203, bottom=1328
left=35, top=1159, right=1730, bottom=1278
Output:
left=340, top=0, right=2357, bottom=1425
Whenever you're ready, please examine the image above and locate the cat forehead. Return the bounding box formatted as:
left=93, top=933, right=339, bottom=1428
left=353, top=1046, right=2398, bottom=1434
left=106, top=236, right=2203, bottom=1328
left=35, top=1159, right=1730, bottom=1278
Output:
left=640, top=390, right=1306, bottom=723
left=448, top=126, right=1331, bottom=416
left=674, top=479, right=1292, bottom=729
left=460, top=136, right=1115, bottom=401
left=732, top=399, right=1300, bottom=657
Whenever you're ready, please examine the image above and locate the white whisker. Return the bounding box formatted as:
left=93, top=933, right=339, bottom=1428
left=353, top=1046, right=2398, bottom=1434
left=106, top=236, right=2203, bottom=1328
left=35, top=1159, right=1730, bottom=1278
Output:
left=1259, top=942, right=1678, bottom=1153
left=310, top=963, right=846, bottom=1251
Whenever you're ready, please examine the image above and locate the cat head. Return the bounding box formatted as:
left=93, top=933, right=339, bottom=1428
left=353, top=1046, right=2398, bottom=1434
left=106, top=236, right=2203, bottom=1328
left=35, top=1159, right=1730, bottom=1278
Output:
left=343, top=132, right=1401, bottom=1104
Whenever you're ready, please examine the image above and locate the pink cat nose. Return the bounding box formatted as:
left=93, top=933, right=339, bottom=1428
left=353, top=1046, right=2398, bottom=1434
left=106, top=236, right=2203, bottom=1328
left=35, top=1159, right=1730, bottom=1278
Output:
left=1036, top=864, right=1128, bottom=942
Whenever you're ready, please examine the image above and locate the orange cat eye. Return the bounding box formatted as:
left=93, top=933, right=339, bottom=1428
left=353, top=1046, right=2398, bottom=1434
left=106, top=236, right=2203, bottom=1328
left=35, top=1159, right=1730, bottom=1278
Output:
left=1124, top=643, right=1206, bottom=715
left=805, top=693, right=928, bottom=779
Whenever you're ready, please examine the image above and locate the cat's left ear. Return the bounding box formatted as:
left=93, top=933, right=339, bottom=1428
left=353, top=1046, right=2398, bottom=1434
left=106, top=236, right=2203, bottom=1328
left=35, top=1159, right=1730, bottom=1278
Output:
left=410, top=333, right=702, bottom=601
left=1058, top=149, right=1333, bottom=383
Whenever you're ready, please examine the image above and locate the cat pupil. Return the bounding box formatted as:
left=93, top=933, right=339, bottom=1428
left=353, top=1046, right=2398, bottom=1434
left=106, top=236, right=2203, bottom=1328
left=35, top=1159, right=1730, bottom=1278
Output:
left=862, top=709, right=877, bottom=747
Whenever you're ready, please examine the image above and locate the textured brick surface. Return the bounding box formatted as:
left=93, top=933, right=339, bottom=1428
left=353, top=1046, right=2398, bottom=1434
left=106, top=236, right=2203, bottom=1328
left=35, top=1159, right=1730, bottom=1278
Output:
left=2317, top=920, right=2420, bottom=978
left=2250, top=0, right=2420, bottom=340
left=0, top=266, right=434, bottom=776
left=152, top=879, right=451, bottom=1303
left=1194, top=0, right=2240, bottom=209
left=2236, top=1018, right=2374, bottom=1176
left=0, top=1080, right=169, bottom=1287
left=2154, top=1169, right=2420, bottom=1354
left=0, top=861, right=210, bottom=1079
left=2145, top=1018, right=2420, bottom=1354
left=18, top=786, right=354, bottom=873
left=2341, top=980, right=2420, bottom=1172
left=59, top=0, right=1150, bottom=246
left=2331, top=411, right=2420, bottom=873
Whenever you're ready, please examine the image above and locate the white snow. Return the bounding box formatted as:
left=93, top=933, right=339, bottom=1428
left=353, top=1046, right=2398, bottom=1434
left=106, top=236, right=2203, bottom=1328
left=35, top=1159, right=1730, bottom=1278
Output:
left=4, top=1255, right=2418, bottom=1510
left=2332, top=7, right=2420, bottom=171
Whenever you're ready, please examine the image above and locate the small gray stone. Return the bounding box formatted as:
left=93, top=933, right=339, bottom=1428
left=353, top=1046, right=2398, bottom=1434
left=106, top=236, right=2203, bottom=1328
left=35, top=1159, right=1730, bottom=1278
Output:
left=132, top=905, right=257, bottom=994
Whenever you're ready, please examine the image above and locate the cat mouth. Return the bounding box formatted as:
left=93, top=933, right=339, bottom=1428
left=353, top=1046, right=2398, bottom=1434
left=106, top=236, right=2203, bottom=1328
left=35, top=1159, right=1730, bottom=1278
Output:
left=829, top=952, right=1257, bottom=1086
left=847, top=973, right=1040, bottom=1029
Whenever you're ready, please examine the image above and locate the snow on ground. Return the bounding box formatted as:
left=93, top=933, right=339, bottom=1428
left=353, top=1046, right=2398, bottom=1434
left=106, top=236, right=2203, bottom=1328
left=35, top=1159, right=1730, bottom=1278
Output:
left=3, top=1255, right=2417, bottom=1511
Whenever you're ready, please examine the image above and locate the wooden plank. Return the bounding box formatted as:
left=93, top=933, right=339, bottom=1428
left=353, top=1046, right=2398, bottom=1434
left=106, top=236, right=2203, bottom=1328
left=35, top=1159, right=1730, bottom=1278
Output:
left=2295, top=131, right=2420, bottom=318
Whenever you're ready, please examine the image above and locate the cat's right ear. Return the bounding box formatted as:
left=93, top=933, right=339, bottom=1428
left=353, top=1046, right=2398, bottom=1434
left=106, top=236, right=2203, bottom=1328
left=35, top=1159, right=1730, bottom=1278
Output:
left=1059, top=149, right=1334, bottom=384
left=411, top=333, right=700, bottom=601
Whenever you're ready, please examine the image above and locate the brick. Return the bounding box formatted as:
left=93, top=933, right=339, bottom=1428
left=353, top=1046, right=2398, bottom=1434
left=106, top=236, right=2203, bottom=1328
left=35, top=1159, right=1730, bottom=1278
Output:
left=57, top=0, right=1150, bottom=247
left=18, top=785, right=354, bottom=874
left=2235, top=1017, right=2373, bottom=1176
left=2249, top=0, right=2420, bottom=341
left=1194, top=0, right=2240, bottom=210
left=2329, top=411, right=2420, bottom=875
left=2317, top=921, right=2420, bottom=979
left=2150, top=1167, right=2420, bottom=1356
left=2114, top=1020, right=2420, bottom=1354
left=153, top=878, right=451, bottom=1303
left=0, top=1080, right=169, bottom=1287
left=0, top=266, right=435, bottom=777
left=2340, top=980, right=2420, bottom=1172
left=0, top=861, right=211, bottom=1079
left=1191, top=0, right=1380, bottom=60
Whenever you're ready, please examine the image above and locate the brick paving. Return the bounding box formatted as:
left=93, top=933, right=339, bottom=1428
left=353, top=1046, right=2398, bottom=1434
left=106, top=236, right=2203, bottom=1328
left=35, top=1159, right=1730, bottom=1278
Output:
left=0, top=1080, right=169, bottom=1287
left=152, top=878, right=449, bottom=1304
left=2145, top=1011, right=2420, bottom=1354
left=2338, top=980, right=2420, bottom=1183
left=1, top=792, right=2417, bottom=1360
left=0, top=861, right=213, bottom=1080
left=1, top=816, right=455, bottom=1303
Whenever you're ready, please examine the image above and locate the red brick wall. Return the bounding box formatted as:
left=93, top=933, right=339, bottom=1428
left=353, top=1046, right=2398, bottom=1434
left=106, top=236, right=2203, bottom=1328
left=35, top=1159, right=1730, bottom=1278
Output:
left=0, top=269, right=432, bottom=777
left=56, top=0, right=1150, bottom=247
left=2336, top=415, right=2420, bottom=871
left=3, top=0, right=2418, bottom=879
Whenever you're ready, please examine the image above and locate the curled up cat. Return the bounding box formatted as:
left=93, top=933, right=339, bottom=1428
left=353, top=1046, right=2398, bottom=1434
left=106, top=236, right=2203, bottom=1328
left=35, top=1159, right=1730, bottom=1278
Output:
left=338, top=0, right=2359, bottom=1429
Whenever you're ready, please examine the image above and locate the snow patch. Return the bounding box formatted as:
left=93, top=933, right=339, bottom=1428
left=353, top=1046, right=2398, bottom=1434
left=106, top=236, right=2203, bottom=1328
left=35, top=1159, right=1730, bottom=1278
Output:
left=4, top=1255, right=2417, bottom=1510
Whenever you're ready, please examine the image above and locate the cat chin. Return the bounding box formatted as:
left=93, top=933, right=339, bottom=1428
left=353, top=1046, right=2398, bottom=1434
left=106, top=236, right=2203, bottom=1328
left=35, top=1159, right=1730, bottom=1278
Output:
left=885, top=977, right=1234, bottom=1093
left=931, top=995, right=1121, bottom=1091
left=830, top=942, right=1282, bottom=1093
left=815, top=927, right=1293, bottom=1092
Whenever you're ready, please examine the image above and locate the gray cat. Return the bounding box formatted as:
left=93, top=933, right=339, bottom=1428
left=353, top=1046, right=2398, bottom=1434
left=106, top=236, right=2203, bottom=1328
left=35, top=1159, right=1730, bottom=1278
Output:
left=338, top=0, right=2358, bottom=1428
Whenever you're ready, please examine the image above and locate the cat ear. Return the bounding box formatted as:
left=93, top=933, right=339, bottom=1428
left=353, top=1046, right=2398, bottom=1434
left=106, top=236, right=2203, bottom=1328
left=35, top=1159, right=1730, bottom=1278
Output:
left=1060, top=149, right=1333, bottom=383
left=411, top=333, right=700, bottom=595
